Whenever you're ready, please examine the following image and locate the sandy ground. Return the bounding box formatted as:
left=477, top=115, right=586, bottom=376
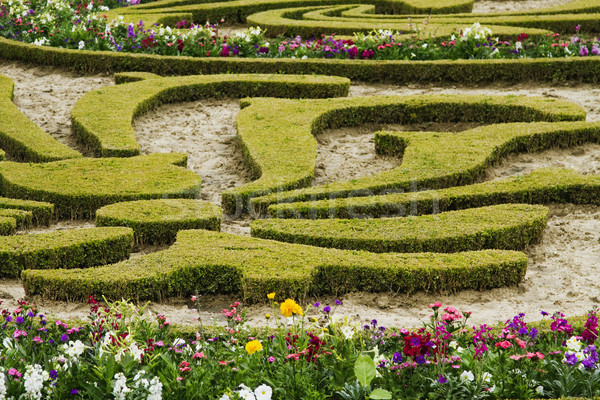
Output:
left=472, top=0, right=574, bottom=14
left=0, top=60, right=599, bottom=330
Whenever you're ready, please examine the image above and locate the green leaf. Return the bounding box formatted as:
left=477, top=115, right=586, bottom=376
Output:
left=354, top=355, right=376, bottom=387
left=369, top=388, right=392, bottom=399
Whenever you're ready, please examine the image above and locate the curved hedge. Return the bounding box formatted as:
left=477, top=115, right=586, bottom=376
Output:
left=250, top=204, right=549, bottom=253
left=266, top=168, right=600, bottom=219
left=226, top=94, right=586, bottom=214
left=0, top=227, right=133, bottom=278
left=71, top=74, right=350, bottom=157
left=96, top=199, right=222, bottom=244
left=0, top=153, right=201, bottom=219
left=0, top=209, right=33, bottom=233
left=0, top=75, right=81, bottom=162
left=21, top=229, right=527, bottom=303
left=0, top=197, right=54, bottom=226
left=2, top=38, right=600, bottom=84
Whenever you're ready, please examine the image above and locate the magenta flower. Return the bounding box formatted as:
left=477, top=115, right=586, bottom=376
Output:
left=580, top=46, right=589, bottom=56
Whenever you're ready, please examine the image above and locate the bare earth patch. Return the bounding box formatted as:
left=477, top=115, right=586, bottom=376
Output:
left=0, top=62, right=598, bottom=330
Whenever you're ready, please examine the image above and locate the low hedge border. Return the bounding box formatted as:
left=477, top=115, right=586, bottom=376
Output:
left=110, top=0, right=474, bottom=28
left=71, top=74, right=349, bottom=157
left=96, top=199, right=222, bottom=245
left=21, top=229, right=527, bottom=303
left=0, top=209, right=33, bottom=231
left=250, top=204, right=549, bottom=253
left=0, top=75, right=81, bottom=162
left=113, top=71, right=161, bottom=84
left=234, top=95, right=587, bottom=214
left=266, top=168, right=600, bottom=219
left=0, top=153, right=201, bottom=219
left=0, top=197, right=54, bottom=226
left=2, top=38, right=600, bottom=84
left=0, top=217, right=16, bottom=236
left=0, top=227, right=133, bottom=278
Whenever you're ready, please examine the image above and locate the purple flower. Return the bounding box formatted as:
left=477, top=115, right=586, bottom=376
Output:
left=415, top=355, right=426, bottom=365
left=60, top=334, right=69, bottom=342
left=541, top=311, right=549, bottom=316
left=49, top=370, right=58, bottom=380
left=15, top=316, right=24, bottom=324
left=392, top=352, right=402, bottom=363
left=591, top=45, right=600, bottom=55
left=335, top=300, right=342, bottom=306
left=518, top=327, right=528, bottom=335
left=580, top=46, right=589, bottom=56
left=564, top=352, right=578, bottom=366
left=313, top=302, right=320, bottom=307
left=323, top=306, right=331, bottom=313
left=437, top=375, right=448, bottom=384
left=529, top=328, right=538, bottom=340
left=71, top=389, right=79, bottom=395
left=410, top=337, right=421, bottom=347
left=371, top=319, right=377, bottom=326
left=5, top=316, right=12, bottom=322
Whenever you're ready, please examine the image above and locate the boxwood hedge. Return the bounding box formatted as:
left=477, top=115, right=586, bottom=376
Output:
left=0, top=227, right=133, bottom=278
left=229, top=94, right=587, bottom=214
left=2, top=38, right=600, bottom=84
left=251, top=204, right=549, bottom=253
left=71, top=73, right=350, bottom=157
left=96, top=199, right=222, bottom=244
left=0, top=75, right=81, bottom=162
left=0, top=197, right=54, bottom=226
left=0, top=209, right=33, bottom=232
left=0, top=153, right=201, bottom=219
left=21, top=229, right=527, bottom=303
left=266, top=168, right=600, bottom=219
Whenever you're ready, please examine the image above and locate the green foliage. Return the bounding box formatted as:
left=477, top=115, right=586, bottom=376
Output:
left=2, top=37, right=600, bottom=84
left=0, top=227, right=133, bottom=278
left=21, top=229, right=527, bottom=302
left=0, top=153, right=201, bottom=219
left=0, top=197, right=54, bottom=226
left=72, top=73, right=349, bottom=157
left=0, top=74, right=81, bottom=162
left=266, top=168, right=600, bottom=219
left=251, top=204, right=548, bottom=252
left=241, top=94, right=588, bottom=214
left=96, top=199, right=222, bottom=245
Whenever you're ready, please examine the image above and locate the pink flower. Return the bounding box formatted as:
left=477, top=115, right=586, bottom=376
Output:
left=268, top=356, right=276, bottom=363
left=8, top=368, right=21, bottom=377
left=193, top=352, right=206, bottom=359
left=177, top=376, right=184, bottom=381
left=536, top=352, right=545, bottom=359
left=55, top=320, right=68, bottom=329
left=510, top=354, right=525, bottom=360
left=218, top=361, right=228, bottom=365
left=428, top=302, right=442, bottom=309
left=191, top=296, right=197, bottom=302
left=13, top=330, right=27, bottom=339
left=33, top=336, right=43, bottom=344
left=442, top=313, right=452, bottom=321
left=495, top=341, right=513, bottom=349
left=516, top=339, right=527, bottom=349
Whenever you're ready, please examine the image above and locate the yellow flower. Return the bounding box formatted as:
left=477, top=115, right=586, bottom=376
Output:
left=267, top=292, right=276, bottom=300
left=245, top=340, right=263, bottom=355
left=265, top=314, right=271, bottom=319
left=280, top=299, right=303, bottom=318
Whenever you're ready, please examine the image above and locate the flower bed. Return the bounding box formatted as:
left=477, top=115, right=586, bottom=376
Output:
left=1, top=295, right=600, bottom=399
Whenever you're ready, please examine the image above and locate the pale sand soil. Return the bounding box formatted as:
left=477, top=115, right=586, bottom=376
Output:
left=472, top=0, right=575, bottom=14
left=0, top=61, right=598, bottom=329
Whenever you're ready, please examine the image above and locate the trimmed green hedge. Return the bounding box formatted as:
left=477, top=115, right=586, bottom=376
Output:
left=0, top=197, right=54, bottom=226
left=108, top=0, right=475, bottom=29
left=0, top=227, right=133, bottom=278
left=0, top=153, right=201, bottom=219
left=251, top=204, right=548, bottom=253
left=0, top=208, right=33, bottom=232
left=2, top=38, right=600, bottom=84
left=0, top=217, right=16, bottom=236
left=266, top=168, right=600, bottom=219
left=96, top=199, right=222, bottom=244
left=114, top=71, right=161, bottom=84
left=230, top=94, right=587, bottom=215
left=21, top=229, right=527, bottom=303
left=71, top=74, right=349, bottom=157
left=0, top=75, right=81, bottom=162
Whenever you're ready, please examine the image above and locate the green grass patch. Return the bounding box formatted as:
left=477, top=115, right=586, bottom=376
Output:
left=71, top=74, right=349, bottom=157
left=0, top=227, right=133, bottom=278
left=0, top=153, right=201, bottom=219
left=96, top=199, right=222, bottom=244
left=251, top=204, right=548, bottom=253
left=21, top=229, right=527, bottom=302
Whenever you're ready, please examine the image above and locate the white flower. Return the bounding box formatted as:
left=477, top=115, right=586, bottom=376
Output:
left=515, top=41, right=522, bottom=51
left=340, top=326, right=354, bottom=340
left=66, top=340, right=86, bottom=357
left=254, top=384, right=272, bottom=400
left=86, top=2, right=93, bottom=10
left=566, top=336, right=582, bottom=351
left=481, top=372, right=492, bottom=383
left=422, top=43, right=427, bottom=48
left=172, top=338, right=185, bottom=347
left=535, top=385, right=544, bottom=395
left=147, top=376, right=163, bottom=400
left=3, top=338, right=13, bottom=349
left=238, top=386, right=256, bottom=400
left=99, top=5, right=109, bottom=11
left=0, top=368, right=6, bottom=399
left=112, top=372, right=130, bottom=400
left=24, top=364, right=48, bottom=400
left=129, top=343, right=144, bottom=362
left=78, top=40, right=85, bottom=50
left=219, top=394, right=231, bottom=400
left=460, top=370, right=475, bottom=382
